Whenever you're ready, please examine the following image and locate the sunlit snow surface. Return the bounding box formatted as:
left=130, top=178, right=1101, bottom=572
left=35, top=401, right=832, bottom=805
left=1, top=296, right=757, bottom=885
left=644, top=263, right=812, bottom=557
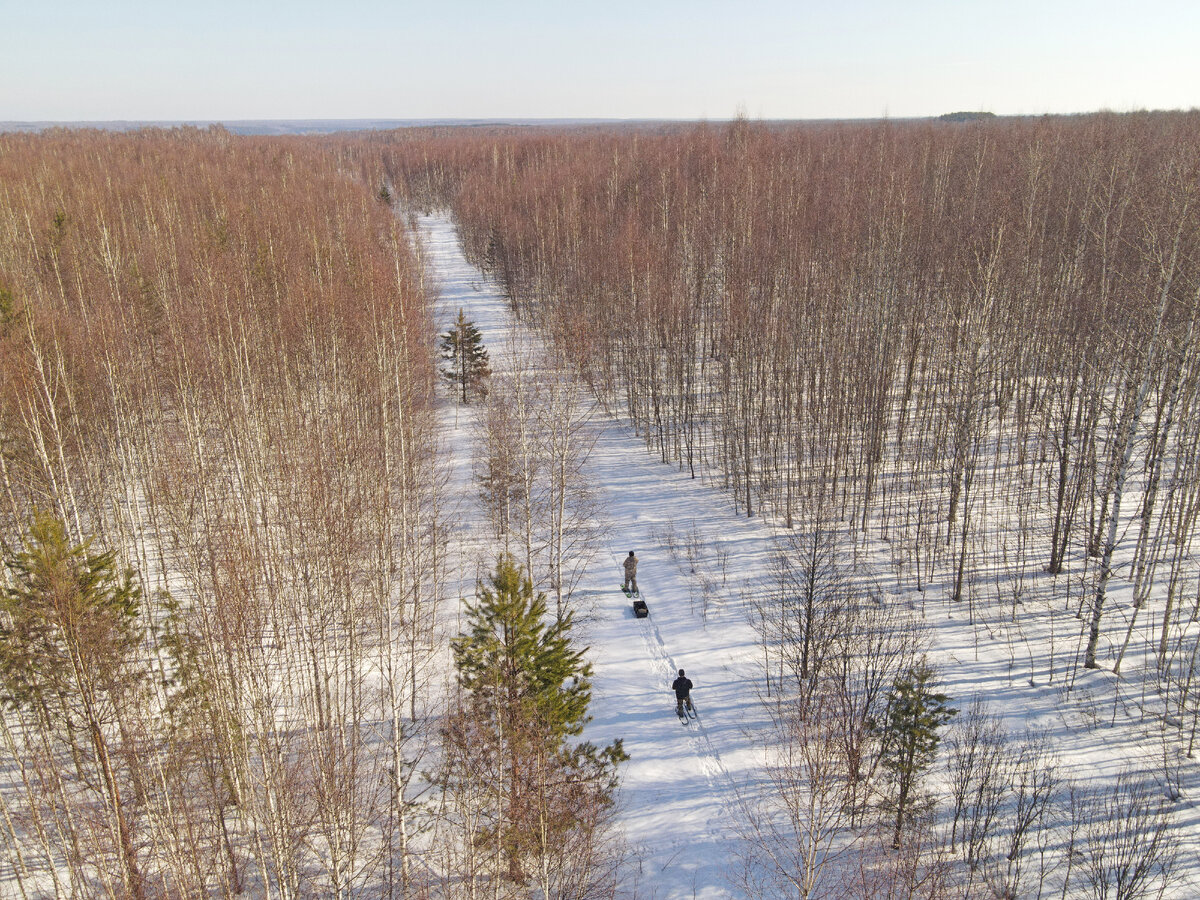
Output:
left=417, top=214, right=1200, bottom=899
left=420, top=214, right=776, bottom=897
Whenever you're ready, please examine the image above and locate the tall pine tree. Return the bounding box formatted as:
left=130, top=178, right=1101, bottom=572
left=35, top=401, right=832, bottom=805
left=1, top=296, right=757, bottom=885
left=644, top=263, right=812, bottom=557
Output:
left=447, top=555, right=626, bottom=885
left=0, top=511, right=148, bottom=899
left=440, top=308, right=491, bottom=403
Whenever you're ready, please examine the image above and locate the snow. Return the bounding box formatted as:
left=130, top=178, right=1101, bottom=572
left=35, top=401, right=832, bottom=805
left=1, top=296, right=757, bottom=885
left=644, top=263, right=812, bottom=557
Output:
left=421, top=214, right=779, bottom=896
left=417, top=213, right=1200, bottom=898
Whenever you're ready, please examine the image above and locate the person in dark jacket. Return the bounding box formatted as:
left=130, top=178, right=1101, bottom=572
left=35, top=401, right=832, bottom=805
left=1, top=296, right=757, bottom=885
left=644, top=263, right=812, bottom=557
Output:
left=672, top=668, right=694, bottom=716
left=623, top=550, right=639, bottom=595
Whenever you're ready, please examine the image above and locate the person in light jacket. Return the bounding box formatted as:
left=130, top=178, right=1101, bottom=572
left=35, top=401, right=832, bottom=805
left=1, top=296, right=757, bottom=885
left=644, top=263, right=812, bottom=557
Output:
left=623, top=550, right=638, bottom=595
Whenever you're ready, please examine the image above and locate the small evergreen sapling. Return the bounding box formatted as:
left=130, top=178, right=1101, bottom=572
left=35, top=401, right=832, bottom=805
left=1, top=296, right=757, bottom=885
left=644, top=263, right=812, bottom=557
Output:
left=440, top=308, right=491, bottom=403
left=877, top=658, right=957, bottom=849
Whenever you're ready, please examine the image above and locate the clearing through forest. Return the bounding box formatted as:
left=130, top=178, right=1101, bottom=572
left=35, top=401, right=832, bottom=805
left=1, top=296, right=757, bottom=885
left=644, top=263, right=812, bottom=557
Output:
left=421, top=213, right=775, bottom=898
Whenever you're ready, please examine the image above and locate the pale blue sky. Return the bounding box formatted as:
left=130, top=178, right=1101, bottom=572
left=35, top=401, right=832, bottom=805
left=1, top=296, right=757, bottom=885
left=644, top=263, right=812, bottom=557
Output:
left=2, top=0, right=1197, bottom=121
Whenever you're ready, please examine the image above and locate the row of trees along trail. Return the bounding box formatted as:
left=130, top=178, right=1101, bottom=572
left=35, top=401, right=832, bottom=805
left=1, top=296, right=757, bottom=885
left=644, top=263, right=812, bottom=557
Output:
left=0, top=129, right=442, bottom=897
left=367, top=114, right=1200, bottom=686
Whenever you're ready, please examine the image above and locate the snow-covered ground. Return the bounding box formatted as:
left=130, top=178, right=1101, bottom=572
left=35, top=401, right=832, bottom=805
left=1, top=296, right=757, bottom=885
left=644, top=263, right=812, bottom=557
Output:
left=421, top=214, right=779, bottom=897
left=417, top=213, right=1200, bottom=899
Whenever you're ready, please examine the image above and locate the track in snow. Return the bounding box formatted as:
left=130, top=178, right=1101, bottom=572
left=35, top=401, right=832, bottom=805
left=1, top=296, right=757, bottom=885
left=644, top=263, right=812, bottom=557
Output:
left=420, top=214, right=774, bottom=899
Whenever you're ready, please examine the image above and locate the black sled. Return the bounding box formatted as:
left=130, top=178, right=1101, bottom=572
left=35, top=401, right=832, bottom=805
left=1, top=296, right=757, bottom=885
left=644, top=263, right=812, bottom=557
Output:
left=632, top=598, right=649, bottom=618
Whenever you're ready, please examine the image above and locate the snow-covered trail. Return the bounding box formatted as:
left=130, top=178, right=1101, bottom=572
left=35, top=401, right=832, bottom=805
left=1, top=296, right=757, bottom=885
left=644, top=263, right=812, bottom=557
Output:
left=418, top=214, right=776, bottom=898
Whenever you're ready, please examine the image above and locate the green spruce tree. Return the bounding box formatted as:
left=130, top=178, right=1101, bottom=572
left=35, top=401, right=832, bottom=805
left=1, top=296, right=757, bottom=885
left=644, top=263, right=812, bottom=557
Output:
left=440, top=308, right=491, bottom=403
left=0, top=511, right=143, bottom=715
left=0, top=285, right=16, bottom=333
left=877, top=658, right=957, bottom=849
left=448, top=555, right=626, bottom=885
left=0, top=511, right=148, bottom=899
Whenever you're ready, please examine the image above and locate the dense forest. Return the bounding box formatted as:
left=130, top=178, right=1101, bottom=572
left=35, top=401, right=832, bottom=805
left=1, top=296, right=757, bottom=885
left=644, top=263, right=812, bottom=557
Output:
left=372, top=113, right=1200, bottom=675
left=2, top=114, right=1199, bottom=897
left=0, top=129, right=443, bottom=897
left=368, top=113, right=1200, bottom=897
